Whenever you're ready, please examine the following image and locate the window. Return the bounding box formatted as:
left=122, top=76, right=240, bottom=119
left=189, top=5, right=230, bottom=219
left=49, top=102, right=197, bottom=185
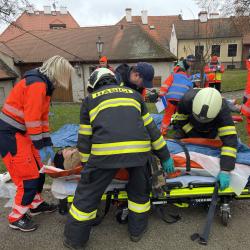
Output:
left=153, top=76, right=162, bottom=88
left=49, top=23, right=66, bottom=29
left=195, top=45, right=204, bottom=60
left=228, top=44, right=237, bottom=57
left=211, top=45, right=221, bottom=57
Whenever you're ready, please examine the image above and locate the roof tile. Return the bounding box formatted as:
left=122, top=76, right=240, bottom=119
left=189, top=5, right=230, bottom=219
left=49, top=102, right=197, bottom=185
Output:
left=0, top=10, right=80, bottom=42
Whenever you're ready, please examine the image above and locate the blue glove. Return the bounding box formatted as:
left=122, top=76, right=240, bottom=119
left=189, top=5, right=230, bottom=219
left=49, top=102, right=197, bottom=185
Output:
left=45, top=146, right=55, bottom=162
left=162, top=158, right=175, bottom=174
left=217, top=171, right=231, bottom=191
left=39, top=148, right=47, bottom=163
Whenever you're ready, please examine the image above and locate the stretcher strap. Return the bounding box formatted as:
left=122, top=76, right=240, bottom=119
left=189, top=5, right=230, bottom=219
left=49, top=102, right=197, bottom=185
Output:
left=191, top=182, right=219, bottom=245
left=167, top=139, right=191, bottom=172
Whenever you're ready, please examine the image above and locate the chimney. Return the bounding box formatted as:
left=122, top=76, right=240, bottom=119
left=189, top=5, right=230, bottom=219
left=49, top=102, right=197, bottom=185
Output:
left=44, top=6, right=51, bottom=15
left=26, top=5, right=34, bottom=14
left=198, top=11, right=208, bottom=22
left=141, top=10, right=148, bottom=25
left=60, top=6, right=68, bottom=15
left=125, top=8, right=132, bottom=22
left=209, top=13, right=220, bottom=19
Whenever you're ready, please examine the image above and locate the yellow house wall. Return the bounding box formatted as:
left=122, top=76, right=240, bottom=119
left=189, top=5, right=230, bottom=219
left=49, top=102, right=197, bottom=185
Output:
left=178, top=37, right=242, bottom=63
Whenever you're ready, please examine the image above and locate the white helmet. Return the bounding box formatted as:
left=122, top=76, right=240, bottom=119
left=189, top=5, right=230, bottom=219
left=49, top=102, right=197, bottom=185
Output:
left=87, top=68, right=116, bottom=90
left=192, top=88, right=222, bottom=123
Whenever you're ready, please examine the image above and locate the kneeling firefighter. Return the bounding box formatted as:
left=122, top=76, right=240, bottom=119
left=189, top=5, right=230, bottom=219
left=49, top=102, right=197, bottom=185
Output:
left=64, top=68, right=175, bottom=249
left=0, top=56, right=74, bottom=231
left=172, top=88, right=238, bottom=191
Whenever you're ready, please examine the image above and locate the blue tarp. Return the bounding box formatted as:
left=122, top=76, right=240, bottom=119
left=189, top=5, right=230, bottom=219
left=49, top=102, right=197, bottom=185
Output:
left=51, top=117, right=250, bottom=166
left=51, top=124, right=79, bottom=148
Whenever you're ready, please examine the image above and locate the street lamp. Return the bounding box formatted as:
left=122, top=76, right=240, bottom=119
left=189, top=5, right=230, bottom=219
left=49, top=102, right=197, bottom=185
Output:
left=96, top=36, right=104, bottom=58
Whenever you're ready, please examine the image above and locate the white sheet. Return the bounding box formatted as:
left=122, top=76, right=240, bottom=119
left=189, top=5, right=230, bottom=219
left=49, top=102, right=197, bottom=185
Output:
left=175, top=152, right=250, bottom=195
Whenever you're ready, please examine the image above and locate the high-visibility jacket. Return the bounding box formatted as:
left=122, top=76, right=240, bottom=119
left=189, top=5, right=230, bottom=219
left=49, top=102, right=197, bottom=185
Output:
left=162, top=73, right=193, bottom=101
left=172, top=89, right=238, bottom=172
left=78, top=84, right=170, bottom=169
left=241, top=59, right=250, bottom=116
left=0, top=69, right=54, bottom=149
left=159, top=71, right=191, bottom=97
left=204, top=62, right=225, bottom=84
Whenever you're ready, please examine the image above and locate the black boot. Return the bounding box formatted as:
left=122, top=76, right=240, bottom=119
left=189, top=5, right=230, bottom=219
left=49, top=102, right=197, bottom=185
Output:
left=63, top=238, right=86, bottom=250
left=129, top=227, right=148, bottom=242
left=30, top=201, right=57, bottom=216
left=9, top=214, right=38, bottom=232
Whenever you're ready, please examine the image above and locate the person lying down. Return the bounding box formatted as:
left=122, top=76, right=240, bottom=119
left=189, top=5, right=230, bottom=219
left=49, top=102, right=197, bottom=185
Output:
left=53, top=147, right=81, bottom=170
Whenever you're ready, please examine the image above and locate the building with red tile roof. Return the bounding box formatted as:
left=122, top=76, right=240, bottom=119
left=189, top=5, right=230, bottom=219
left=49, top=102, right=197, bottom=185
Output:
left=0, top=6, right=79, bottom=42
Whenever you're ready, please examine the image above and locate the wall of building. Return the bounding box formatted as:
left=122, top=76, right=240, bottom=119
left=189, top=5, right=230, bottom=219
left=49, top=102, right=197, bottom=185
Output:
left=178, top=37, right=243, bottom=68
left=0, top=80, right=14, bottom=105
left=72, top=65, right=85, bottom=102
left=0, top=52, right=21, bottom=80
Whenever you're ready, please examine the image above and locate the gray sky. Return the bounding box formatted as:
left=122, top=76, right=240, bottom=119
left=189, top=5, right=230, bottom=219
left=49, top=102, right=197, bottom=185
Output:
left=1, top=0, right=201, bottom=31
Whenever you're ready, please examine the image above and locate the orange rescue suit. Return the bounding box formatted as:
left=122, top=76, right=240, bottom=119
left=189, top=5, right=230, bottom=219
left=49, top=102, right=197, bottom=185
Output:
left=0, top=69, right=54, bottom=223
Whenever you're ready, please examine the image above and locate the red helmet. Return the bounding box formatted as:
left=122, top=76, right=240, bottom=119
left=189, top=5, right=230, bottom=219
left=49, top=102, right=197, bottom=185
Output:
left=99, top=56, right=108, bottom=63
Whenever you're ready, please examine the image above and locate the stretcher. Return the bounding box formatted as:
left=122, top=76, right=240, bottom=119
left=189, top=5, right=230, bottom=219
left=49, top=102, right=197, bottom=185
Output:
left=45, top=138, right=250, bottom=229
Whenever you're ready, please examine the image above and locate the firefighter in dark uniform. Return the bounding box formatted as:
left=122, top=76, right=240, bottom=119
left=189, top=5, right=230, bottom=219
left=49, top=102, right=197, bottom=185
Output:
left=172, top=88, right=238, bottom=191
left=115, top=62, right=158, bottom=101
left=64, top=68, right=175, bottom=249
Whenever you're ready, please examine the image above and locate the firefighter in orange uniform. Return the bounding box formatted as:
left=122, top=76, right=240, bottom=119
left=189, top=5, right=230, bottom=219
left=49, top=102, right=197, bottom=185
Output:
left=0, top=55, right=74, bottom=232
left=241, top=55, right=250, bottom=145
left=204, top=55, right=225, bottom=92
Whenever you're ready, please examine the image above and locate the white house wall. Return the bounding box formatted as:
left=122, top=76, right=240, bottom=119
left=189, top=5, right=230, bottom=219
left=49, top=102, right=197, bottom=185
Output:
left=72, top=65, right=85, bottom=102
left=0, top=80, right=14, bottom=105
left=0, top=52, right=21, bottom=80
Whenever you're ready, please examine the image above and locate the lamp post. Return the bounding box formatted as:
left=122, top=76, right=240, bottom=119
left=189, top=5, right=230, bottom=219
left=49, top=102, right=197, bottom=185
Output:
left=96, top=36, right=104, bottom=59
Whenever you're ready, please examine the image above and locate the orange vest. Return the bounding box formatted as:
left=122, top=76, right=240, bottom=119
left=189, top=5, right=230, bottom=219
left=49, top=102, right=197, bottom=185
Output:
left=0, top=69, right=54, bottom=149
left=204, top=63, right=225, bottom=83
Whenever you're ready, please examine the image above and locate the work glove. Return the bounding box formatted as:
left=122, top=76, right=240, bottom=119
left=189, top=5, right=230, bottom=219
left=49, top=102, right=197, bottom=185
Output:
left=162, top=158, right=175, bottom=174
left=217, top=171, right=231, bottom=191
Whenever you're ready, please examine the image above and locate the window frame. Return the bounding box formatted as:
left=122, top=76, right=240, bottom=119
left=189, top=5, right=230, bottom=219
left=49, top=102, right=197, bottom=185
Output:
left=195, top=45, right=204, bottom=60
left=228, top=44, right=237, bottom=57
left=211, top=45, right=221, bottom=57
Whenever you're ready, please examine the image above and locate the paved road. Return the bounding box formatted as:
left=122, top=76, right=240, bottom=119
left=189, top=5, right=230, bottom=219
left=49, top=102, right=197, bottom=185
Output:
left=0, top=190, right=250, bottom=250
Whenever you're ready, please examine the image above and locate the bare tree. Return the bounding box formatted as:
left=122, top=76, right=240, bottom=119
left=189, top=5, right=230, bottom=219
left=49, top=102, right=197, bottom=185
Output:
left=195, top=0, right=250, bottom=32
left=0, top=0, right=31, bottom=23
left=195, top=0, right=221, bottom=13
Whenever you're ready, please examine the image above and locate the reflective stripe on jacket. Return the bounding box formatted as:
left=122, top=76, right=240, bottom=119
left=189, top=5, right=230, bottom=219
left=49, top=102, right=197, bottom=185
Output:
left=173, top=89, right=238, bottom=172
left=77, top=84, right=170, bottom=168
left=204, top=63, right=224, bottom=83
left=164, top=73, right=193, bottom=102
left=0, top=69, right=54, bottom=149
